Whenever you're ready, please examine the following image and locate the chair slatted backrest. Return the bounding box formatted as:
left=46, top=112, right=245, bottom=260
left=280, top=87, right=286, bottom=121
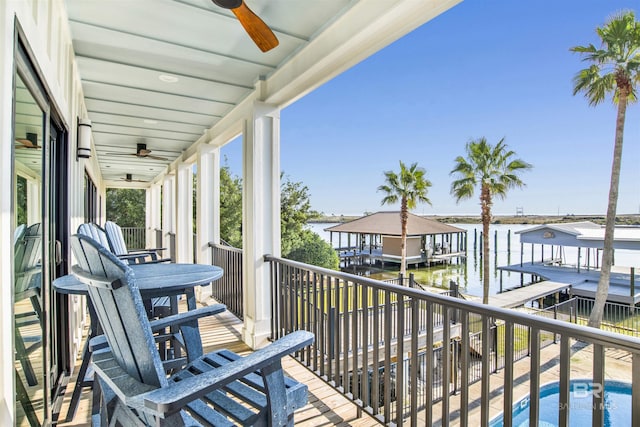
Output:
left=77, top=223, right=111, bottom=249
left=70, top=234, right=166, bottom=388
left=14, top=223, right=42, bottom=294
left=104, top=221, right=129, bottom=256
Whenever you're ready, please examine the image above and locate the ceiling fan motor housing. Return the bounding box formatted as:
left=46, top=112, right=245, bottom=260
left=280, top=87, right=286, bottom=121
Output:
left=26, top=132, right=38, bottom=145
left=212, top=0, right=242, bottom=9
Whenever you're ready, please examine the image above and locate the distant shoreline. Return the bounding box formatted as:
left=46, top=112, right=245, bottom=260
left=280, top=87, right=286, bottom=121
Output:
left=310, top=214, right=640, bottom=226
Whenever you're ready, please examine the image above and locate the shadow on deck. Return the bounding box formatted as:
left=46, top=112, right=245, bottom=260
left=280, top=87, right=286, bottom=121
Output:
left=54, top=301, right=379, bottom=427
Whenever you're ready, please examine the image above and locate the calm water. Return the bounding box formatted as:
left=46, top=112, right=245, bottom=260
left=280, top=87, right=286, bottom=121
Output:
left=306, top=222, right=639, bottom=298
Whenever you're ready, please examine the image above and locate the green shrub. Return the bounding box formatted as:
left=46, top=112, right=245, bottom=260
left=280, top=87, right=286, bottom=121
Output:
left=286, top=230, right=339, bottom=270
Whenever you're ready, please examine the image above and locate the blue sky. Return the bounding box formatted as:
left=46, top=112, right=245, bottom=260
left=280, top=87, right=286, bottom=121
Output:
left=222, top=0, right=640, bottom=217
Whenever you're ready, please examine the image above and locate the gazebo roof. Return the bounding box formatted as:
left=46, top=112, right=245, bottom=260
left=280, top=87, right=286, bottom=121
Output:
left=325, top=212, right=464, bottom=236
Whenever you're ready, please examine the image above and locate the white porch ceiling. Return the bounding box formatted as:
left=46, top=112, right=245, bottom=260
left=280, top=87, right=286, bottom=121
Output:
left=64, top=0, right=460, bottom=187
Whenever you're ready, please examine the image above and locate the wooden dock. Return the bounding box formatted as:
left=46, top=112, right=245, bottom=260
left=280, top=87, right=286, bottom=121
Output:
left=488, top=280, right=571, bottom=308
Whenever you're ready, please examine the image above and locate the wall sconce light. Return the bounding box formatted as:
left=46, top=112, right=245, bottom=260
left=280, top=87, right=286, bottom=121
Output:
left=77, top=117, right=92, bottom=159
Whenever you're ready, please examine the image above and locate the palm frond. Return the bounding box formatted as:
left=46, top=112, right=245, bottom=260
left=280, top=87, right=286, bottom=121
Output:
left=450, top=137, right=531, bottom=204
left=378, top=160, right=432, bottom=209
left=572, top=11, right=640, bottom=106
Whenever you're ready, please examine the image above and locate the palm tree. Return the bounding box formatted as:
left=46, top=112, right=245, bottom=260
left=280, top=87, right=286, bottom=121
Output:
left=450, top=138, right=531, bottom=304
left=571, top=11, right=640, bottom=328
left=378, top=161, right=432, bottom=277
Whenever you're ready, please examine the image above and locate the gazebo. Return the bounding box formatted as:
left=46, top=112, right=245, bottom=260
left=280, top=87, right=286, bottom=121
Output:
left=325, top=211, right=466, bottom=269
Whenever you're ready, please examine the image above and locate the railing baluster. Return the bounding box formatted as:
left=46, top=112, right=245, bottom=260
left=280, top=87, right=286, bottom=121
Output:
left=383, top=289, right=392, bottom=422
left=351, top=280, right=359, bottom=402
left=361, top=283, right=370, bottom=410
left=481, top=315, right=491, bottom=426
left=371, top=288, right=380, bottom=415
left=593, top=343, right=604, bottom=427
left=410, top=296, right=418, bottom=427
left=396, top=293, right=405, bottom=426
left=504, top=321, right=514, bottom=427
left=442, top=306, right=451, bottom=426
left=343, top=280, right=350, bottom=396
left=460, top=311, right=469, bottom=427
left=319, top=273, right=326, bottom=378
left=269, top=258, right=276, bottom=340
left=529, top=328, right=540, bottom=426
left=334, top=278, right=341, bottom=388
left=312, top=271, right=318, bottom=373
left=559, top=335, right=570, bottom=427
left=327, top=276, right=333, bottom=382
left=305, top=268, right=312, bottom=364
left=425, top=301, right=434, bottom=427
left=633, top=353, right=640, bottom=427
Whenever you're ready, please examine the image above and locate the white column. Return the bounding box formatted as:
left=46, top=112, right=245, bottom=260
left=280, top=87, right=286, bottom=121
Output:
left=242, top=102, right=281, bottom=349
left=195, top=145, right=220, bottom=303
left=175, top=164, right=194, bottom=263
left=145, top=187, right=152, bottom=248
left=147, top=184, right=162, bottom=248
left=162, top=176, right=175, bottom=257
left=197, top=144, right=220, bottom=261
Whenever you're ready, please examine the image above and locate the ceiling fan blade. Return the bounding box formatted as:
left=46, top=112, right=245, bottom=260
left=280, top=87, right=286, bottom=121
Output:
left=15, top=136, right=40, bottom=149
left=231, top=2, right=279, bottom=52
left=145, top=154, right=169, bottom=161
left=105, top=153, right=139, bottom=157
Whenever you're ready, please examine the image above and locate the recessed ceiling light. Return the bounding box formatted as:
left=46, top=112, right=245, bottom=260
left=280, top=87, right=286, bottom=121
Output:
left=144, top=119, right=158, bottom=124
left=159, top=74, right=179, bottom=83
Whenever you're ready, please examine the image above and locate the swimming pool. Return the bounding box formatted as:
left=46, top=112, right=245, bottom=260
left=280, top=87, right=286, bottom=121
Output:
left=489, top=380, right=631, bottom=427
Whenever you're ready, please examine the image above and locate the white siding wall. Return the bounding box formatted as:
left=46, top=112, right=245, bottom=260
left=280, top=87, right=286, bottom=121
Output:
left=0, top=0, right=103, bottom=423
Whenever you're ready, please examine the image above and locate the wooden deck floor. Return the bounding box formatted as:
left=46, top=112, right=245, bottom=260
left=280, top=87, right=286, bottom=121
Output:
left=54, top=304, right=380, bottom=426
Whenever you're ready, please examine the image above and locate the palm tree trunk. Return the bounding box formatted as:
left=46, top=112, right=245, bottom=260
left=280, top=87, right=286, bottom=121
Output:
left=481, top=184, right=491, bottom=304
left=588, top=90, right=628, bottom=328
left=400, top=197, right=408, bottom=277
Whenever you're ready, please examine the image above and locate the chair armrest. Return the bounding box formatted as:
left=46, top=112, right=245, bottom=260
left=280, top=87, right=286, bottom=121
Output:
left=117, top=253, right=151, bottom=261
left=148, top=304, right=226, bottom=332
left=127, top=247, right=166, bottom=254
left=117, top=252, right=171, bottom=264
left=146, top=247, right=167, bottom=253
left=141, top=331, right=314, bottom=415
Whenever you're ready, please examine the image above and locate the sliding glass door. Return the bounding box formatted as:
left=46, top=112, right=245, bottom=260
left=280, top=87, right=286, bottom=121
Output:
left=13, top=70, right=46, bottom=427
left=13, top=38, right=69, bottom=426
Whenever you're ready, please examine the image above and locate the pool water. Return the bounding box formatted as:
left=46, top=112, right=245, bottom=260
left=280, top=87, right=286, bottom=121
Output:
left=489, top=380, right=631, bottom=427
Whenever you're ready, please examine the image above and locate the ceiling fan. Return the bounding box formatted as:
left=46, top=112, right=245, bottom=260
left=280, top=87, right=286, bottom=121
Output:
left=211, top=0, right=279, bottom=52
left=107, top=143, right=169, bottom=161
left=15, top=132, right=41, bottom=149
left=120, top=173, right=148, bottom=183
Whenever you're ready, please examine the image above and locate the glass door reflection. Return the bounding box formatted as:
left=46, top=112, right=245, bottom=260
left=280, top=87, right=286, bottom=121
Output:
left=14, top=73, right=44, bottom=426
